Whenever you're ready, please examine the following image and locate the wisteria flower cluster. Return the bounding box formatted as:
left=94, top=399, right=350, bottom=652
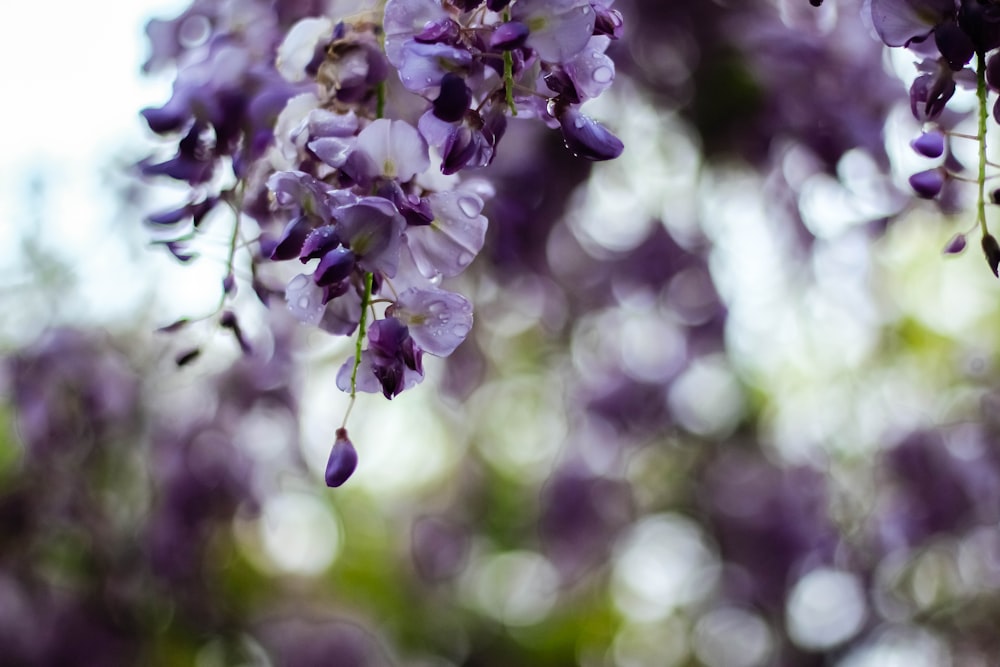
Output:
left=139, top=0, right=624, bottom=485
left=868, top=0, right=1000, bottom=272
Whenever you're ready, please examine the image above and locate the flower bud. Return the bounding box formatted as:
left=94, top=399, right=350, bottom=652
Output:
left=943, top=233, right=967, bottom=255
left=911, top=130, right=945, bottom=158
left=982, top=233, right=1000, bottom=277
left=908, top=168, right=945, bottom=199
left=325, top=428, right=358, bottom=487
left=555, top=107, right=624, bottom=161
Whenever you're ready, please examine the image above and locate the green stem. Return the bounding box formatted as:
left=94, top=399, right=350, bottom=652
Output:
left=502, top=10, right=517, bottom=115
left=376, top=81, right=386, bottom=120
left=977, top=50, right=989, bottom=237
left=213, top=179, right=245, bottom=313
left=342, top=271, right=374, bottom=428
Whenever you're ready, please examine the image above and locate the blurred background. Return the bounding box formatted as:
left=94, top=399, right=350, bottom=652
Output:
left=3, top=0, right=1000, bottom=665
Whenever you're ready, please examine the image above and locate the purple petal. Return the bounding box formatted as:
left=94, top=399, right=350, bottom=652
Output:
left=336, top=197, right=406, bottom=277
left=383, top=0, right=450, bottom=67
left=354, top=119, right=430, bottom=183
left=405, top=191, right=488, bottom=278
left=556, top=107, right=624, bottom=160
left=564, top=42, right=615, bottom=101
left=394, top=287, right=474, bottom=357
left=285, top=273, right=326, bottom=325
left=908, top=168, right=945, bottom=198
left=490, top=21, right=530, bottom=50
left=270, top=215, right=313, bottom=260
left=869, top=0, right=954, bottom=47
left=314, top=246, right=356, bottom=286
left=910, top=130, right=946, bottom=158
left=943, top=233, right=967, bottom=254
left=514, top=0, right=596, bottom=63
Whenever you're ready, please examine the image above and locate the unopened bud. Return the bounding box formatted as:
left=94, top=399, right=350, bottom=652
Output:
left=908, top=168, right=945, bottom=199
left=982, top=233, right=1000, bottom=277
left=325, top=428, right=358, bottom=487
left=944, top=233, right=967, bottom=255
left=911, top=130, right=945, bottom=158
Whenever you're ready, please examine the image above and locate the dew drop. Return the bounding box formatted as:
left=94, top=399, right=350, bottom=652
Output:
left=425, top=76, right=433, bottom=84
left=457, top=251, right=474, bottom=266
left=451, top=324, right=471, bottom=338
left=457, top=195, right=480, bottom=218
left=298, top=297, right=311, bottom=309
left=574, top=117, right=585, bottom=129
left=428, top=301, right=447, bottom=314
left=592, top=66, right=612, bottom=84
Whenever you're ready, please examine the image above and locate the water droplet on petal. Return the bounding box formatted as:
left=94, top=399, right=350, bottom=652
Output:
left=457, top=195, right=480, bottom=218
left=457, top=251, right=474, bottom=266
left=428, top=301, right=446, bottom=314
left=574, top=117, right=585, bottom=129
left=298, top=297, right=311, bottom=309
left=451, top=324, right=470, bottom=338
left=592, top=66, right=613, bottom=84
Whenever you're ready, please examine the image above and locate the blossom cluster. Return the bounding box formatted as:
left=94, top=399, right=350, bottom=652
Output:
left=139, top=0, right=624, bottom=485
left=868, top=0, right=1000, bottom=272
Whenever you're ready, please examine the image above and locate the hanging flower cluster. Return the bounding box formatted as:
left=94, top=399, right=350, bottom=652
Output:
left=139, top=0, right=624, bottom=486
left=868, top=0, right=1000, bottom=273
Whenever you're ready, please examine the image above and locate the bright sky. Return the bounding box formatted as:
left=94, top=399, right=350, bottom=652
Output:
left=0, top=0, right=198, bottom=340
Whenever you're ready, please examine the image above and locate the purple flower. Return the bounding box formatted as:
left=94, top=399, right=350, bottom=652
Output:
left=336, top=317, right=425, bottom=398
left=909, top=62, right=960, bottom=122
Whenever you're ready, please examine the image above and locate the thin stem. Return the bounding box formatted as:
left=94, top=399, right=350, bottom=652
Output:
left=212, top=180, right=246, bottom=313
left=977, top=50, right=990, bottom=237
left=342, top=271, right=375, bottom=429
left=502, top=9, right=517, bottom=115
